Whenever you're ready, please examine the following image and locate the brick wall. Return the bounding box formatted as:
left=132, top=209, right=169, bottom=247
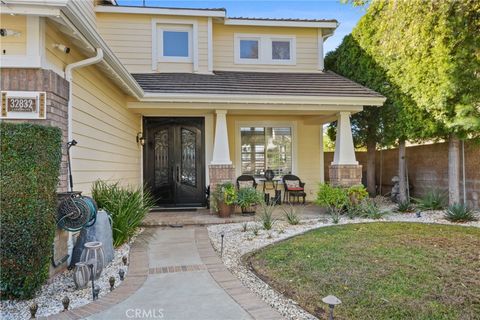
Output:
left=325, top=141, right=480, bottom=208
left=208, top=164, right=236, bottom=212
left=1, top=68, right=70, bottom=275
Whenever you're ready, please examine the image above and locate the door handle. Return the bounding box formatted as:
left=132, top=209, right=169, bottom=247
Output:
left=176, top=165, right=180, bottom=182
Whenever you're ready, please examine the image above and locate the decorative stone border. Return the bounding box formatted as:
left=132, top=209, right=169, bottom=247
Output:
left=42, top=229, right=151, bottom=320
left=194, top=228, right=284, bottom=320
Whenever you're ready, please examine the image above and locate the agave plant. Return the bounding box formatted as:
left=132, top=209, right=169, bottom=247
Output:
left=258, top=203, right=277, bottom=230
left=396, top=200, right=415, bottom=213
left=444, top=203, right=478, bottom=222
left=282, top=204, right=301, bottom=225
left=414, top=189, right=447, bottom=210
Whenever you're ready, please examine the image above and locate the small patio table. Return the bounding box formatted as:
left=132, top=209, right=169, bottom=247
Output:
left=256, top=178, right=282, bottom=205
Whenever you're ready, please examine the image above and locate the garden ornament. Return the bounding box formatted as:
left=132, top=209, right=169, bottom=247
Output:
left=322, top=295, right=342, bottom=320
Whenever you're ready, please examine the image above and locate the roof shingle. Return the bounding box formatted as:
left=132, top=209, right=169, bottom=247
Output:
left=132, top=71, right=384, bottom=98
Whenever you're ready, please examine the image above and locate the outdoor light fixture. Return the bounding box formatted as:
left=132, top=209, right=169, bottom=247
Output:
left=136, top=132, right=145, bottom=146
left=122, top=255, right=128, bottom=266
left=29, top=302, right=38, bottom=318
left=119, top=268, right=125, bottom=281
left=62, top=296, right=70, bottom=311
left=88, top=262, right=96, bottom=301
left=322, top=295, right=342, bottom=320
left=416, top=211, right=422, bottom=218
left=220, top=231, right=225, bottom=257
left=93, top=286, right=100, bottom=300
left=53, top=43, right=71, bottom=54
left=0, top=28, right=21, bottom=37
left=109, top=276, right=116, bottom=291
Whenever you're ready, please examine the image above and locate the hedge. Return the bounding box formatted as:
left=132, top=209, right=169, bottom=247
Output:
left=0, top=122, right=62, bottom=299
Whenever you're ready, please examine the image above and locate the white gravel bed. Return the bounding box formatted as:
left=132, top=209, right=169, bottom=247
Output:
left=207, top=207, right=479, bottom=320
left=0, top=229, right=143, bottom=320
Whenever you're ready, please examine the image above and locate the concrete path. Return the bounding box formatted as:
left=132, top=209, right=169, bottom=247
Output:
left=85, top=227, right=282, bottom=320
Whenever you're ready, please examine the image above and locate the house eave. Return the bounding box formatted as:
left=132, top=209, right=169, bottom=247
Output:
left=224, top=18, right=338, bottom=29
left=140, top=93, right=386, bottom=106
left=94, top=5, right=227, bottom=18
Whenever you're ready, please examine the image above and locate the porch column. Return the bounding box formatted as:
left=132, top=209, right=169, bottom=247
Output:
left=209, top=110, right=235, bottom=212
left=329, top=112, right=362, bottom=187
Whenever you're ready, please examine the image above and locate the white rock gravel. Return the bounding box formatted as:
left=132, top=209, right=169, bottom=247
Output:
left=207, top=204, right=479, bottom=320
left=0, top=229, right=143, bottom=320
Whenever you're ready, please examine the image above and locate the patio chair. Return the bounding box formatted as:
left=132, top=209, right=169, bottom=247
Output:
left=282, top=174, right=306, bottom=204
left=236, top=175, right=258, bottom=189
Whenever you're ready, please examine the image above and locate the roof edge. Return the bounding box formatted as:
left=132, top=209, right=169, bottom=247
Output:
left=95, top=5, right=227, bottom=17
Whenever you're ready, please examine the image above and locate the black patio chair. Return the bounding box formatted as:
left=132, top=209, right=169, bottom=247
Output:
left=282, top=174, right=306, bottom=204
left=236, top=175, right=258, bottom=189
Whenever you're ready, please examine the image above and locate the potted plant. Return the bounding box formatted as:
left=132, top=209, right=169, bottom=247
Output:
left=213, top=182, right=237, bottom=217
left=237, top=187, right=263, bottom=215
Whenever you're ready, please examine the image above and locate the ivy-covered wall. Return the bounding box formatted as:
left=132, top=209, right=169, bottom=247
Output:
left=0, top=122, right=62, bottom=299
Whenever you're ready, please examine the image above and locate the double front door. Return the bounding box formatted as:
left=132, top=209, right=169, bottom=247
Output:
left=143, top=117, right=205, bottom=207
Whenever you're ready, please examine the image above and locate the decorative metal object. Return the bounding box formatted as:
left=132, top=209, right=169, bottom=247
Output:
left=122, top=255, right=128, bottom=266
left=220, top=232, right=225, bottom=257
left=29, top=302, right=38, bottom=318
left=264, top=169, right=275, bottom=181
left=80, top=241, right=105, bottom=280
left=73, top=262, right=91, bottom=289
left=88, top=262, right=96, bottom=301
left=93, top=286, right=100, bottom=300
left=322, top=295, right=342, bottom=320
left=109, top=276, right=115, bottom=291
left=62, top=296, right=70, bottom=312
left=119, top=268, right=125, bottom=281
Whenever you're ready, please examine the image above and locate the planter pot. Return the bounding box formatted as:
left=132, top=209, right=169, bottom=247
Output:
left=217, top=201, right=235, bottom=218
left=241, top=205, right=257, bottom=216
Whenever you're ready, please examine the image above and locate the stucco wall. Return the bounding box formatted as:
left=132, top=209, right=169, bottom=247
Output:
left=325, top=141, right=480, bottom=208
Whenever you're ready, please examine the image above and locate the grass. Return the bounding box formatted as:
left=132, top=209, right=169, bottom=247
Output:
left=247, top=222, right=480, bottom=319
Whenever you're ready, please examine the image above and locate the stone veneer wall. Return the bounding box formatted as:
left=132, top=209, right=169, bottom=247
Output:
left=325, top=141, right=480, bottom=208
left=1, top=68, right=70, bottom=275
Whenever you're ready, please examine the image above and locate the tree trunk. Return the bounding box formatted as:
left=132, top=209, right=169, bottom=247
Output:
left=366, top=139, right=376, bottom=197
left=448, top=134, right=460, bottom=205
left=398, top=139, right=407, bottom=203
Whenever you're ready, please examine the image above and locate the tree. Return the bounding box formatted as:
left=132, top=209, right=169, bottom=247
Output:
left=332, top=0, right=480, bottom=204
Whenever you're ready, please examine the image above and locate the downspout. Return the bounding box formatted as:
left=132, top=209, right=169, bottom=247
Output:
left=64, top=48, right=104, bottom=265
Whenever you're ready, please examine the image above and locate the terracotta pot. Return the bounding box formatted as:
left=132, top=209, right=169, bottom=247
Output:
left=217, top=201, right=235, bottom=218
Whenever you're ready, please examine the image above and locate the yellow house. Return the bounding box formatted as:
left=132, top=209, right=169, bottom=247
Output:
left=1, top=0, right=385, bottom=210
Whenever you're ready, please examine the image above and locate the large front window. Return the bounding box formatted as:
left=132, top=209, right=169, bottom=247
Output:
left=240, top=127, right=292, bottom=177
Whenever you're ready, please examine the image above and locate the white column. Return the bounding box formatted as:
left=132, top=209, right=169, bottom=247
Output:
left=211, top=110, right=232, bottom=165
left=332, top=112, right=358, bottom=165
left=319, top=124, right=325, bottom=182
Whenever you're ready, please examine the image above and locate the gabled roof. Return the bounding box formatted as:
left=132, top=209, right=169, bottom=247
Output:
left=132, top=71, right=384, bottom=99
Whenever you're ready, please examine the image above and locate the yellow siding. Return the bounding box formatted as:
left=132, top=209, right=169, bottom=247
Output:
left=226, top=115, right=322, bottom=200
left=45, top=22, right=141, bottom=193
left=96, top=13, right=209, bottom=73
left=0, top=14, right=27, bottom=55
left=213, top=24, right=319, bottom=72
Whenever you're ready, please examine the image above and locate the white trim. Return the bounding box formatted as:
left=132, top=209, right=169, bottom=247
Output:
left=95, top=5, right=226, bottom=18
left=0, top=55, right=41, bottom=68
left=234, top=33, right=296, bottom=65
left=151, top=18, right=198, bottom=70
left=317, top=29, right=324, bottom=71
left=26, top=16, right=40, bottom=57
left=0, top=4, right=62, bottom=16
left=207, top=17, right=213, bottom=73
left=234, top=120, right=298, bottom=178
left=140, top=93, right=386, bottom=106
left=319, top=125, right=325, bottom=183
left=225, top=18, right=338, bottom=29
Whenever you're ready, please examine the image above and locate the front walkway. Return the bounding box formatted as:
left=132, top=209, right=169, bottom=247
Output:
left=61, top=227, right=282, bottom=320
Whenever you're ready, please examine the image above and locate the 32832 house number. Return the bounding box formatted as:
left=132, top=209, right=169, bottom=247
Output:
left=1, top=91, right=46, bottom=119
left=7, top=97, right=37, bottom=112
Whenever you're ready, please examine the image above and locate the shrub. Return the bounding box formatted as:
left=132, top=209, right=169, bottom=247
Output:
left=361, top=199, right=385, bottom=219
left=315, top=183, right=349, bottom=215
left=1, top=123, right=62, bottom=299
left=92, top=180, right=155, bottom=247
left=414, top=189, right=447, bottom=210
left=236, top=187, right=263, bottom=210
left=444, top=203, right=478, bottom=222
left=282, top=205, right=300, bottom=225
left=212, top=182, right=237, bottom=211
left=396, top=200, right=415, bottom=213
left=347, top=185, right=369, bottom=205
left=258, top=203, right=277, bottom=230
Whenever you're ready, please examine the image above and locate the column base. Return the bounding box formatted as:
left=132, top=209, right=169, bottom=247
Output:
left=329, top=164, right=362, bottom=187
left=209, top=164, right=236, bottom=213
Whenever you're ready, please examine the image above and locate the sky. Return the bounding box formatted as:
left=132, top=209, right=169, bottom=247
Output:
left=116, top=0, right=367, bottom=54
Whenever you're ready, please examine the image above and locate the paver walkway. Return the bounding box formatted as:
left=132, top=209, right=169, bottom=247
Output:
left=82, top=227, right=282, bottom=320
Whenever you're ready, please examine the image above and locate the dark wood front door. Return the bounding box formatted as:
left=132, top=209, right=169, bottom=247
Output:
left=144, top=117, right=205, bottom=207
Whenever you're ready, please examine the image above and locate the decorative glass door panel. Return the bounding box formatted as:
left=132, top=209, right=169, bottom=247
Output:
left=181, top=128, right=197, bottom=187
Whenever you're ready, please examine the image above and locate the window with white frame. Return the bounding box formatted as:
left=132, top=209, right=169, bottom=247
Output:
left=240, top=127, right=292, bottom=177
left=234, top=34, right=296, bottom=65
left=157, top=25, right=192, bottom=62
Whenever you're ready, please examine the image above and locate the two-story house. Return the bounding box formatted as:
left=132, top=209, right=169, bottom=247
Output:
left=1, top=0, right=384, bottom=268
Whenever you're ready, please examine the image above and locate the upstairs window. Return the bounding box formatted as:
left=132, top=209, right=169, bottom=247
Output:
left=158, top=25, right=192, bottom=62
left=235, top=34, right=296, bottom=65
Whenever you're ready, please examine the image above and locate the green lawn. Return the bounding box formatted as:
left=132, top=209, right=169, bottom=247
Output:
left=247, top=222, right=480, bottom=320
